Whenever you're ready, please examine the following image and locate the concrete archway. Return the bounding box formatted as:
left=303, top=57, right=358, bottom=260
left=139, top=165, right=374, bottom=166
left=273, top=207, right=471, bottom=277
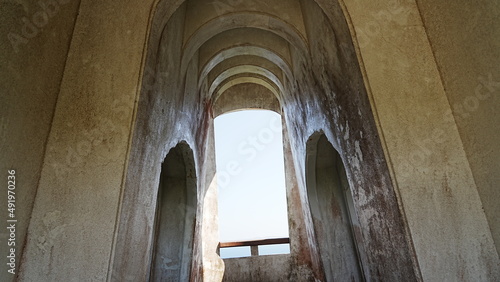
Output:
left=306, top=133, right=366, bottom=281
left=110, top=0, right=419, bottom=281
left=150, top=142, right=197, bottom=281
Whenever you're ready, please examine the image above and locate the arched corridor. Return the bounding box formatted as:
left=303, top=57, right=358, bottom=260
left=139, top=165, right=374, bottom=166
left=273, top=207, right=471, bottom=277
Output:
left=2, top=0, right=499, bottom=281
left=111, top=0, right=419, bottom=280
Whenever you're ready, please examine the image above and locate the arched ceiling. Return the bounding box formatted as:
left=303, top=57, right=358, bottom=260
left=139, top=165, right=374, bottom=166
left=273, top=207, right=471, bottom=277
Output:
left=170, top=0, right=313, bottom=114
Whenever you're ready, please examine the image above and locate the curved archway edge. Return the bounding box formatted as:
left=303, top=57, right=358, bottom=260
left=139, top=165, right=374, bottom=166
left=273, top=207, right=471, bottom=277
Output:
left=111, top=0, right=421, bottom=281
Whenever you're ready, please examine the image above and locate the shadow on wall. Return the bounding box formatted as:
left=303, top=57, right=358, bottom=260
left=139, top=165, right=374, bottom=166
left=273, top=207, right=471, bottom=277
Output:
left=149, top=142, right=197, bottom=281
left=306, top=133, right=367, bottom=281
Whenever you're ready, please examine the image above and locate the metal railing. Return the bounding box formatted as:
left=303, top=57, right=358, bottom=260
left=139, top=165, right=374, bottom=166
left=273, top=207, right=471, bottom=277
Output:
left=218, top=237, right=290, bottom=257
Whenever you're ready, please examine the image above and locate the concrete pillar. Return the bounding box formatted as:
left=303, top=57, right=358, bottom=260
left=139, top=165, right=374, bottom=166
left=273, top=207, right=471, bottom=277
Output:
left=17, top=0, right=153, bottom=280
left=338, top=0, right=500, bottom=280
left=0, top=1, right=81, bottom=281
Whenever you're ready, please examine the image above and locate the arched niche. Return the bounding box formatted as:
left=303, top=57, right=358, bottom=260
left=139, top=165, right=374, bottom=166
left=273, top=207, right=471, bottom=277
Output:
left=305, top=133, right=366, bottom=281
left=149, top=142, right=197, bottom=281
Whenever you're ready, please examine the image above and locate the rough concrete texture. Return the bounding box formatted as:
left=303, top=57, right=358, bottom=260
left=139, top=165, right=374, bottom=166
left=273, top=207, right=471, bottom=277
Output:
left=306, top=134, right=364, bottom=281
left=10, top=0, right=150, bottom=280
left=214, top=83, right=280, bottom=117
left=416, top=0, right=500, bottom=257
left=151, top=143, right=197, bottom=281
left=0, top=1, right=81, bottom=282
left=1, top=0, right=498, bottom=281
left=201, top=171, right=224, bottom=282
left=342, top=0, right=500, bottom=280
left=222, top=255, right=294, bottom=282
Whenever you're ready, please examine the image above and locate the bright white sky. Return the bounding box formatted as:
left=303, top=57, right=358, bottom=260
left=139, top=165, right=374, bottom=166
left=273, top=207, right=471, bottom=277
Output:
left=214, top=110, right=289, bottom=243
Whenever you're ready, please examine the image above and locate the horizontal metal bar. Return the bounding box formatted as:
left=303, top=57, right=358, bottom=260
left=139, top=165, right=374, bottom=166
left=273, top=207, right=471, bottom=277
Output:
left=219, top=237, right=290, bottom=248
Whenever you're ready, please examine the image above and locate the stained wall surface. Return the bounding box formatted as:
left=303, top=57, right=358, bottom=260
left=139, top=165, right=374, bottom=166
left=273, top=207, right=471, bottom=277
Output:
left=306, top=135, right=363, bottom=281
left=222, top=255, right=293, bottom=281
left=10, top=0, right=153, bottom=280
left=0, top=1, right=81, bottom=282
left=342, top=0, right=500, bottom=280
left=416, top=0, right=500, bottom=255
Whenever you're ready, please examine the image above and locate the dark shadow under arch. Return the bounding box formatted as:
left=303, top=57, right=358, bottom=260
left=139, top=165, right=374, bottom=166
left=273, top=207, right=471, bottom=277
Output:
left=149, top=142, right=197, bottom=281
left=306, top=133, right=366, bottom=281
left=110, top=0, right=420, bottom=280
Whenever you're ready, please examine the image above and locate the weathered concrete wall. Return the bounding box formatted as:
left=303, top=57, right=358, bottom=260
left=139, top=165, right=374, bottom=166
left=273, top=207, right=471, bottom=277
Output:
left=340, top=0, right=500, bottom=280
left=416, top=0, right=500, bottom=256
left=151, top=143, right=197, bottom=281
left=16, top=0, right=152, bottom=280
left=201, top=166, right=224, bottom=282
left=222, top=255, right=292, bottom=282
left=189, top=3, right=422, bottom=280
left=281, top=0, right=420, bottom=280
left=214, top=83, right=280, bottom=116
left=110, top=3, right=202, bottom=280
left=110, top=1, right=224, bottom=280
left=282, top=122, right=322, bottom=281
left=182, top=0, right=307, bottom=48
left=0, top=1, right=81, bottom=281
left=306, top=134, right=363, bottom=281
